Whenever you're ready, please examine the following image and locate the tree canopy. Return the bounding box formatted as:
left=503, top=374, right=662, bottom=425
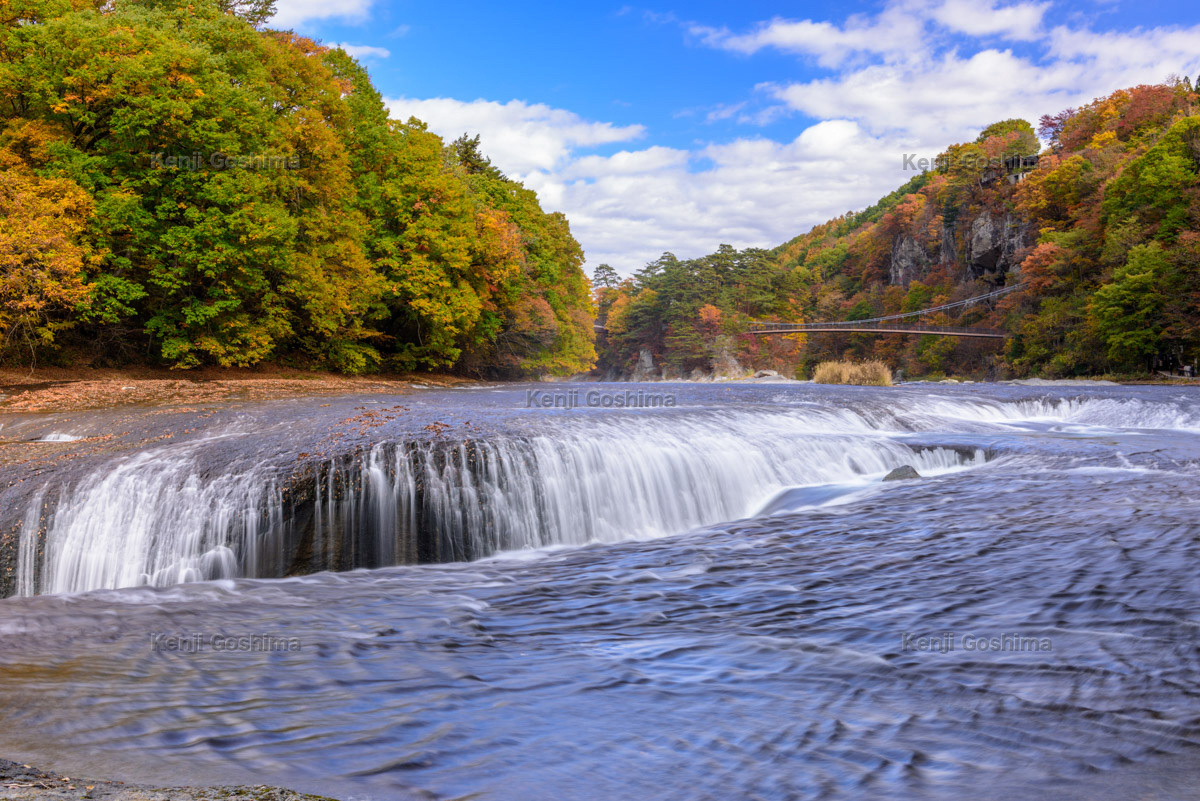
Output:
left=0, top=0, right=596, bottom=376
left=598, top=83, right=1200, bottom=379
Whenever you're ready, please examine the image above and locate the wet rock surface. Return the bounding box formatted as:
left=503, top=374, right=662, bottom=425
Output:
left=882, top=464, right=922, bottom=481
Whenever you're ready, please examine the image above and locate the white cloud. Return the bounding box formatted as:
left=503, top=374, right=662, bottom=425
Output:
left=330, top=43, right=390, bottom=60
left=385, top=97, right=645, bottom=175
left=270, top=0, right=376, bottom=28
left=768, top=24, right=1200, bottom=145
left=705, top=102, right=748, bottom=123
left=1047, top=24, right=1200, bottom=70
left=379, top=5, right=1200, bottom=276
left=563, top=147, right=690, bottom=180
left=521, top=121, right=912, bottom=272
left=770, top=49, right=1084, bottom=143
left=690, top=0, right=1050, bottom=65
left=689, top=4, right=925, bottom=68
left=930, top=0, right=1049, bottom=40
left=383, top=96, right=907, bottom=271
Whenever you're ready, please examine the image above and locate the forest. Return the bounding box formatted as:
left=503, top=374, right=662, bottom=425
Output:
left=0, top=0, right=595, bottom=376
left=595, top=81, right=1200, bottom=380
left=4, top=0, right=1197, bottom=382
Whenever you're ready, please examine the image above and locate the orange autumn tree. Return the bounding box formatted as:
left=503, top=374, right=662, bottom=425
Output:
left=0, top=162, right=94, bottom=360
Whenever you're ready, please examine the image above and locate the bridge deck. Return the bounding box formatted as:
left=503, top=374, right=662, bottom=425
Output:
left=747, top=323, right=1007, bottom=338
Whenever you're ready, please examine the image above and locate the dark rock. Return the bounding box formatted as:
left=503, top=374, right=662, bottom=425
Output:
left=965, top=212, right=1032, bottom=278
left=631, top=348, right=658, bottom=382
left=883, top=465, right=922, bottom=481
left=889, top=235, right=931, bottom=286
left=939, top=223, right=957, bottom=266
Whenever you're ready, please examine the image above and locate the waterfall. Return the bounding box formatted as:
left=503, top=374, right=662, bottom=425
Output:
left=34, top=449, right=272, bottom=595
left=15, top=485, right=48, bottom=598
left=15, top=409, right=985, bottom=596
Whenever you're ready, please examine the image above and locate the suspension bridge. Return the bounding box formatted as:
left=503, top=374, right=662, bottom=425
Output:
left=746, top=283, right=1024, bottom=339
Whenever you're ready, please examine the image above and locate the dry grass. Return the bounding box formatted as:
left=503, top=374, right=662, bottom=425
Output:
left=812, top=360, right=893, bottom=386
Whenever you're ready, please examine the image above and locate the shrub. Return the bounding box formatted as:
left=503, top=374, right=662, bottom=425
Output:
left=812, top=359, right=893, bottom=386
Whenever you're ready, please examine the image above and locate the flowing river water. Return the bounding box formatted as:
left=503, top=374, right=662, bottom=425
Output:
left=1, top=382, right=1199, bottom=800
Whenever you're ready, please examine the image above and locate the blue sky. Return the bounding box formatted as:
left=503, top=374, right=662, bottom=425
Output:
left=272, top=0, right=1200, bottom=274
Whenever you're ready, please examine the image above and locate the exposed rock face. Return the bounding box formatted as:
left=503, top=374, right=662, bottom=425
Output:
left=631, top=348, right=659, bottom=382
left=940, top=223, right=957, bottom=266
left=889, top=235, right=931, bottom=286
left=965, top=212, right=1032, bottom=278
left=883, top=465, right=922, bottom=481
left=710, top=335, right=746, bottom=380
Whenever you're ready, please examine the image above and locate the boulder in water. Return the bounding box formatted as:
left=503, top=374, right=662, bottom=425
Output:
left=883, top=465, right=922, bottom=481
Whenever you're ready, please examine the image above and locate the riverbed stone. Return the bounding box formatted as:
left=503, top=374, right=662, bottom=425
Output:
left=883, top=465, right=922, bottom=481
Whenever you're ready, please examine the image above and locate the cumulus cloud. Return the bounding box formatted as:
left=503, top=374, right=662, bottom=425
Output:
left=330, top=43, right=390, bottom=60
left=689, top=4, right=925, bottom=68
left=520, top=121, right=911, bottom=271
left=385, top=97, right=645, bottom=175
left=383, top=3, right=1200, bottom=275
left=1047, top=24, right=1200, bottom=69
left=692, top=0, right=1050, bottom=64
left=383, top=96, right=911, bottom=271
left=270, top=0, right=376, bottom=27
left=929, top=0, right=1050, bottom=40
left=563, top=147, right=690, bottom=180
left=768, top=26, right=1200, bottom=145
left=769, top=49, right=1085, bottom=143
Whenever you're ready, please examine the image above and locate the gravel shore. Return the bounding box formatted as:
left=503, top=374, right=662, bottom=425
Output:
left=0, top=760, right=337, bottom=801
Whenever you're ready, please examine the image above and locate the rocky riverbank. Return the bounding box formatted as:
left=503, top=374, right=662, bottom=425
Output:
left=0, top=760, right=336, bottom=801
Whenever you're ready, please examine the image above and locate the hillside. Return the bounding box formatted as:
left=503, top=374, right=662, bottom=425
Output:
left=594, top=81, right=1200, bottom=380
left=0, top=0, right=595, bottom=377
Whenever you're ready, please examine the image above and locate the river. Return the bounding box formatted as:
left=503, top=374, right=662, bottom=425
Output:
left=1, top=382, right=1198, bottom=800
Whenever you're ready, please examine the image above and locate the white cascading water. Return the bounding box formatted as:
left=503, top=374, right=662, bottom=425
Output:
left=346, top=426, right=976, bottom=560
left=16, top=486, right=48, bottom=598
left=900, top=395, right=1200, bottom=432
left=15, top=405, right=986, bottom=596
left=25, top=449, right=277, bottom=596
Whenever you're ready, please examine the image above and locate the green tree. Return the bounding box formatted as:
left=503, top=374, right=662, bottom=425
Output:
left=1089, top=244, right=1168, bottom=369
left=592, top=263, right=620, bottom=289
left=0, top=0, right=595, bottom=375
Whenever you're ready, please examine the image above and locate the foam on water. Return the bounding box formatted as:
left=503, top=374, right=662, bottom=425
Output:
left=13, top=388, right=1200, bottom=597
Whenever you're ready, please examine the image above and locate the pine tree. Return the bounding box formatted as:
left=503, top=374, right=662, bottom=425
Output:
left=592, top=263, right=620, bottom=289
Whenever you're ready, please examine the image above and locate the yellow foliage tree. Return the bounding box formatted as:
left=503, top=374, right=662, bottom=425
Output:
left=0, top=165, right=93, bottom=360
